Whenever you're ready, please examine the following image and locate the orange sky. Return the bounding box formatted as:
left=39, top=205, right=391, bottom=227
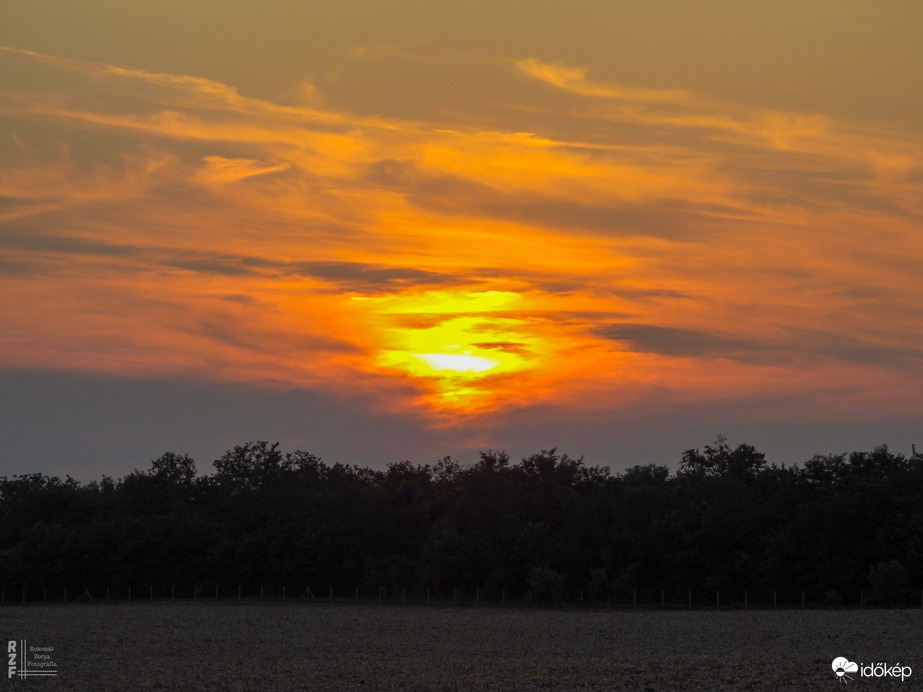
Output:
left=1, top=2, right=922, bottom=475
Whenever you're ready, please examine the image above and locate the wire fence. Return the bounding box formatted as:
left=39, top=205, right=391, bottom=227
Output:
left=3, top=585, right=922, bottom=610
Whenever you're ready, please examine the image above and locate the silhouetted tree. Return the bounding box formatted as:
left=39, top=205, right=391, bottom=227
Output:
left=1, top=438, right=921, bottom=604
left=679, top=434, right=766, bottom=479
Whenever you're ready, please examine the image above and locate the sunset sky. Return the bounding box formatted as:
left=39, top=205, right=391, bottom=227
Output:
left=2, top=1, right=921, bottom=479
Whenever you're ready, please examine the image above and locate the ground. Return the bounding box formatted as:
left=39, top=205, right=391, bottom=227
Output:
left=2, top=603, right=921, bottom=690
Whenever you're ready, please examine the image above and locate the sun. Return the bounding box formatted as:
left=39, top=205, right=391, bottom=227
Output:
left=412, top=351, right=501, bottom=373
left=362, top=289, right=538, bottom=410
left=380, top=317, right=527, bottom=382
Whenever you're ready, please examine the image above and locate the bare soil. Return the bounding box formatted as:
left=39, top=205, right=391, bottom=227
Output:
left=2, top=603, right=921, bottom=690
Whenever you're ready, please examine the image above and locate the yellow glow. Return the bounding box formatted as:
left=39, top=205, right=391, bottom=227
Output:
left=412, top=352, right=500, bottom=373
left=366, top=290, right=547, bottom=410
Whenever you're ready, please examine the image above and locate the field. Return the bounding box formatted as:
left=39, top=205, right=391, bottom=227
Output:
left=2, top=603, right=921, bottom=690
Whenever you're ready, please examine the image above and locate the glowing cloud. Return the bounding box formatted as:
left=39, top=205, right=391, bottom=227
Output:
left=1, top=46, right=921, bottom=429
left=194, top=156, right=291, bottom=185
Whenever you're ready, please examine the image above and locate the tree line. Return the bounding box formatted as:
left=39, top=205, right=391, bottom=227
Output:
left=1, top=436, right=921, bottom=606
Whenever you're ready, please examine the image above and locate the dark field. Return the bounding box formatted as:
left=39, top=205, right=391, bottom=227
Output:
left=2, top=603, right=921, bottom=690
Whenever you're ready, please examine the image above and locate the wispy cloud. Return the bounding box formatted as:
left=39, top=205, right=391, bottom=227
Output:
left=516, top=58, right=695, bottom=104
left=1, top=47, right=921, bottom=424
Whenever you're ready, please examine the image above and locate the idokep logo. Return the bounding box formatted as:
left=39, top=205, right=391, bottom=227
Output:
left=832, top=658, right=859, bottom=682
left=832, top=657, right=912, bottom=683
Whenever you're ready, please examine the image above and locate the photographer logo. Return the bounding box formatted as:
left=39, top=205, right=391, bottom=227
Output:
left=7, top=640, right=58, bottom=679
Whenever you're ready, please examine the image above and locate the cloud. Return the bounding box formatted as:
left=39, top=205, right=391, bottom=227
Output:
left=514, top=57, right=923, bottom=193
left=0, top=231, right=142, bottom=258
left=596, top=322, right=923, bottom=373
left=596, top=323, right=760, bottom=360
left=516, top=58, right=694, bottom=104
left=161, top=251, right=276, bottom=277
left=292, top=261, right=458, bottom=292
left=194, top=156, right=291, bottom=185
left=0, top=46, right=921, bottom=426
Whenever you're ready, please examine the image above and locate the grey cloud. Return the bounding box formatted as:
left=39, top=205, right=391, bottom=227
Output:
left=163, top=251, right=461, bottom=290
left=166, top=255, right=460, bottom=293
left=785, top=327, right=922, bottom=370
left=597, top=322, right=922, bottom=369
left=0, top=194, right=39, bottom=216
left=0, top=228, right=463, bottom=290
left=0, top=231, right=142, bottom=258
left=292, top=261, right=457, bottom=290
left=597, top=323, right=759, bottom=359
left=219, top=293, right=255, bottom=303
left=163, top=251, right=277, bottom=276
left=366, top=158, right=420, bottom=187
left=175, top=317, right=361, bottom=356
left=0, top=257, right=42, bottom=275
left=0, top=366, right=917, bottom=482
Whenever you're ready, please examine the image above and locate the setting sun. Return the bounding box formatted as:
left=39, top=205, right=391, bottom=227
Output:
left=358, top=290, right=551, bottom=409
left=412, top=352, right=500, bottom=374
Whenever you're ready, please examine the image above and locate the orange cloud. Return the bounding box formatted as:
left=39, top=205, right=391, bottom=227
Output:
left=516, top=58, right=695, bottom=104
left=194, top=156, right=291, bottom=185
left=1, top=47, right=922, bottom=426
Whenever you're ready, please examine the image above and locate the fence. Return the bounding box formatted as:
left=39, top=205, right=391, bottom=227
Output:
left=3, top=585, right=922, bottom=609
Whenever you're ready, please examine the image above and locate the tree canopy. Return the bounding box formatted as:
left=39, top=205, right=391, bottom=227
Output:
left=1, top=438, right=921, bottom=605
